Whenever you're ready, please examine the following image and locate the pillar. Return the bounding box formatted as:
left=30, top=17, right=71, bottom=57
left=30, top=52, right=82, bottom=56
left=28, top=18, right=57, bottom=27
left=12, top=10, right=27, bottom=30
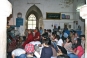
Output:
left=80, top=5, right=87, bottom=58
left=0, top=0, right=12, bottom=58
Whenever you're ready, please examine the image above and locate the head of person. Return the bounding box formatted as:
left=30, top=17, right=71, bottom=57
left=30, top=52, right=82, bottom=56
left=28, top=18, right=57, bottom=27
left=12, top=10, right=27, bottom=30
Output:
left=54, top=26, right=56, bottom=28
left=70, top=31, right=73, bottom=36
left=58, top=26, right=60, bottom=30
left=57, top=46, right=67, bottom=55
left=44, top=29, right=46, bottom=32
left=48, top=29, right=51, bottom=33
left=24, top=44, right=35, bottom=54
left=28, top=29, right=32, bottom=34
left=80, top=35, right=85, bottom=41
left=75, top=38, right=81, bottom=47
left=35, top=28, right=39, bottom=33
left=43, top=37, right=51, bottom=46
left=56, top=35, right=60, bottom=40
left=42, top=33, right=48, bottom=40
left=35, top=27, right=38, bottom=30
left=74, top=32, right=78, bottom=37
left=40, top=27, right=42, bottom=29
left=66, top=36, right=71, bottom=43
left=52, top=32, right=57, bottom=39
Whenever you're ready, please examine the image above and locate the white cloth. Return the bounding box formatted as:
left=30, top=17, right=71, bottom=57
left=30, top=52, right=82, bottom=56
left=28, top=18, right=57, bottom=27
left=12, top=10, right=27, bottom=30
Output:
left=81, top=53, right=84, bottom=58
left=12, top=48, right=26, bottom=56
left=29, top=41, right=41, bottom=46
left=34, top=51, right=40, bottom=58
left=57, top=39, right=63, bottom=46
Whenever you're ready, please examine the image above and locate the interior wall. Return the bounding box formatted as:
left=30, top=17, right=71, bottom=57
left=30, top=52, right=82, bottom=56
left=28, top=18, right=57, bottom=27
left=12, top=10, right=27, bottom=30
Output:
left=8, top=0, right=85, bottom=34
left=43, top=20, right=74, bottom=32
left=73, top=0, right=85, bottom=34
left=9, top=0, right=74, bottom=25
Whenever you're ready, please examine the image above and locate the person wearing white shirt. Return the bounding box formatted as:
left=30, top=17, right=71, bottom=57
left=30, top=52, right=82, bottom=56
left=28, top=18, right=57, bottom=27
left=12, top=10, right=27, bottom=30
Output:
left=12, top=48, right=26, bottom=58
left=55, top=35, right=63, bottom=46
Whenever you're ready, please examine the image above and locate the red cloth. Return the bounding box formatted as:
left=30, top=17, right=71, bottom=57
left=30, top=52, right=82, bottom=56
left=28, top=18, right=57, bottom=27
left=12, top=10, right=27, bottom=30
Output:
left=74, top=46, right=84, bottom=58
left=22, top=33, right=33, bottom=48
left=33, top=32, right=40, bottom=41
left=24, top=44, right=34, bottom=54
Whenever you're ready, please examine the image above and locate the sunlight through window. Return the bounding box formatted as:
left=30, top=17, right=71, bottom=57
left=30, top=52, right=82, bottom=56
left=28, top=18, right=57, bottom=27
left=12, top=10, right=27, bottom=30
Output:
left=28, top=14, right=36, bottom=29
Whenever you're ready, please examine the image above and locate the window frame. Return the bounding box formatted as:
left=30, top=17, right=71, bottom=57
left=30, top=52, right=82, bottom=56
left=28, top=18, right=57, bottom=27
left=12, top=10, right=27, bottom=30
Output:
left=28, top=14, right=36, bottom=29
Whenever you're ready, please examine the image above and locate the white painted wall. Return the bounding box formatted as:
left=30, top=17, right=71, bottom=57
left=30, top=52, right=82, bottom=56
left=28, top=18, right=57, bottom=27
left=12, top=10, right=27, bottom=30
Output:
left=73, top=0, right=85, bottom=34
left=43, top=20, right=74, bottom=31
left=8, top=0, right=85, bottom=34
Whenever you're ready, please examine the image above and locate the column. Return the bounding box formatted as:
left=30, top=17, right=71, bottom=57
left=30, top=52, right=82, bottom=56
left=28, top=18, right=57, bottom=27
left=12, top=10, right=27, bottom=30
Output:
left=80, top=5, right=87, bottom=58
left=85, top=19, right=87, bottom=58
left=0, top=0, right=12, bottom=58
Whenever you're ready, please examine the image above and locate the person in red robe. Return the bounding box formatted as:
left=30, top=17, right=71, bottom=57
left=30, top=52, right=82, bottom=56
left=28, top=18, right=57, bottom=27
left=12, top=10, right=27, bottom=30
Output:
left=33, top=29, right=40, bottom=41
left=22, top=29, right=33, bottom=48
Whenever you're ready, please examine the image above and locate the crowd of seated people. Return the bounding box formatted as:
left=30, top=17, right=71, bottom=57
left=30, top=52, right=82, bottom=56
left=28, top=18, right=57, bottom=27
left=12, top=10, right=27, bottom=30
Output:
left=11, top=26, right=85, bottom=58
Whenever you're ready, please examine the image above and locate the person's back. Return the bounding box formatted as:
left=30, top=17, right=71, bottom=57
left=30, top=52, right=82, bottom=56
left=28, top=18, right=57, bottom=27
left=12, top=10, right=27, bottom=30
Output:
left=40, top=38, right=53, bottom=58
left=41, top=46, right=53, bottom=58
left=12, top=48, right=26, bottom=58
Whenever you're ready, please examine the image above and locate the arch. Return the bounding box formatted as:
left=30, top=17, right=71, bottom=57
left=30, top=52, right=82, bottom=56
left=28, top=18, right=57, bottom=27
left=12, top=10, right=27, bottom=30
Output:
left=26, top=5, right=43, bottom=19
left=25, top=5, right=43, bottom=29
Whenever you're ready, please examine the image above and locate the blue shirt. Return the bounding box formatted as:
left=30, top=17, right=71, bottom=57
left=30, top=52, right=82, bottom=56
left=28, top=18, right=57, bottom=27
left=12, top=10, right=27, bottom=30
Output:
left=40, top=47, right=53, bottom=58
left=39, top=29, right=43, bottom=35
left=63, top=32, right=68, bottom=38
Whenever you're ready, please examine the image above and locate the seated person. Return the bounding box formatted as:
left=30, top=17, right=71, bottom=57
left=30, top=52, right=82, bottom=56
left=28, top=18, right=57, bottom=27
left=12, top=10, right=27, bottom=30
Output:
left=40, top=38, right=53, bottom=58
left=12, top=48, right=26, bottom=58
left=33, top=29, right=40, bottom=41
left=57, top=46, right=67, bottom=56
left=22, top=29, right=33, bottom=48
left=64, top=36, right=72, bottom=54
left=80, top=35, right=85, bottom=49
left=70, top=38, right=84, bottom=58
left=41, top=33, right=51, bottom=44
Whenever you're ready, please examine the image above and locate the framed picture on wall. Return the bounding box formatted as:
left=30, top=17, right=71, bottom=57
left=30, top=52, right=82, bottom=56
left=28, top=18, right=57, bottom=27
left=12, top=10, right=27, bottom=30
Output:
left=66, top=15, right=70, bottom=19
left=62, top=14, right=66, bottom=19
left=46, top=12, right=61, bottom=19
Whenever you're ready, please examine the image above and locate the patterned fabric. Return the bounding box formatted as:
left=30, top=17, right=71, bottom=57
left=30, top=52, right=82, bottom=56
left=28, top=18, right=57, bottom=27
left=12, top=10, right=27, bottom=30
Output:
left=25, top=44, right=34, bottom=54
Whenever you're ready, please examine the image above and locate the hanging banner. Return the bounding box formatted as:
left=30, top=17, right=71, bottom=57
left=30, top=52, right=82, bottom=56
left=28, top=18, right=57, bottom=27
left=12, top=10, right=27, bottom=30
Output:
left=16, top=17, right=23, bottom=27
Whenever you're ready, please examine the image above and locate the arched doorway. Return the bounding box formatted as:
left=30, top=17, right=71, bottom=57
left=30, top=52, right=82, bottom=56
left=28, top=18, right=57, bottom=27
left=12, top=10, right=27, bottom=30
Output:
left=25, top=5, right=43, bottom=29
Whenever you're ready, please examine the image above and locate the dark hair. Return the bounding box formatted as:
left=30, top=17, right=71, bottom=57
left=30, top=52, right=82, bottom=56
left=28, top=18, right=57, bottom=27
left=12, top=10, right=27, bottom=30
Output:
left=66, top=36, right=71, bottom=43
left=42, top=33, right=48, bottom=38
left=48, top=29, right=51, bottom=33
left=76, top=38, right=81, bottom=48
left=52, top=32, right=57, bottom=37
left=43, top=37, right=51, bottom=45
left=80, top=35, right=85, bottom=38
left=56, top=35, right=60, bottom=40
left=44, top=29, right=46, bottom=31
left=58, top=46, right=67, bottom=54
left=58, top=55, right=70, bottom=58
left=58, top=26, right=60, bottom=30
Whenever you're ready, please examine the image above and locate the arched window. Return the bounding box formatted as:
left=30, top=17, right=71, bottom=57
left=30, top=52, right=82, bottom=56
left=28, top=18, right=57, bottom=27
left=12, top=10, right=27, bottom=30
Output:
left=28, top=14, right=36, bottom=29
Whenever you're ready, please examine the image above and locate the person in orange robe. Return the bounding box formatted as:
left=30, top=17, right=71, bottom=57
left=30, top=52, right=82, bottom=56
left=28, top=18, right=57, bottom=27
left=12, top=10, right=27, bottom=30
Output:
left=33, top=29, right=40, bottom=41
left=22, top=29, right=33, bottom=48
